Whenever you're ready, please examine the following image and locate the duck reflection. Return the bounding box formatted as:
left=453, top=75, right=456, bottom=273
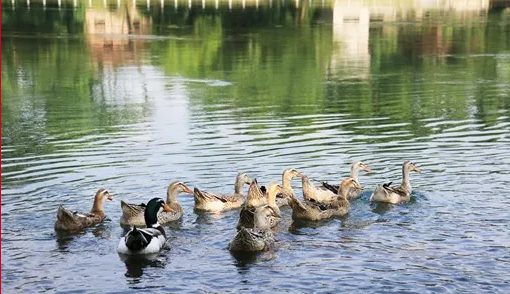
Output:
left=54, top=229, right=85, bottom=251
left=119, top=253, right=168, bottom=279
left=230, top=249, right=277, bottom=268
left=370, top=202, right=394, bottom=214
left=289, top=218, right=336, bottom=234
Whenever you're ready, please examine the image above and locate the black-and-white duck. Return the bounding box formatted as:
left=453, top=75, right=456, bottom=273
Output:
left=117, top=198, right=173, bottom=255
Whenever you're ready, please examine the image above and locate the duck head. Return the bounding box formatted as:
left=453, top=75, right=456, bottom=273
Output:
left=144, top=197, right=173, bottom=227
left=403, top=161, right=421, bottom=173
left=96, top=189, right=113, bottom=202
left=353, top=162, right=373, bottom=173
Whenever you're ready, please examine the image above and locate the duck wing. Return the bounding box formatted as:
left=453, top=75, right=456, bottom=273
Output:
left=121, top=200, right=146, bottom=215
left=194, top=188, right=228, bottom=203
left=57, top=205, right=78, bottom=223
left=382, top=182, right=407, bottom=197
left=321, top=182, right=339, bottom=194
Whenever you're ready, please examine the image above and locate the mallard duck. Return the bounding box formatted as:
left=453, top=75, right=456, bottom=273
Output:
left=322, top=162, right=372, bottom=199
left=237, top=182, right=282, bottom=230
left=288, top=178, right=360, bottom=221
left=370, top=161, right=421, bottom=204
left=117, top=198, right=173, bottom=255
left=229, top=205, right=278, bottom=252
left=276, top=168, right=304, bottom=207
left=193, top=172, right=251, bottom=213
left=120, top=181, right=192, bottom=226
left=55, top=189, right=113, bottom=232
left=302, top=175, right=337, bottom=203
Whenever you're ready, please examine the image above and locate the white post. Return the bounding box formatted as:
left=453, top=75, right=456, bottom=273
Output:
left=174, top=0, right=177, bottom=9
left=202, top=0, right=205, bottom=9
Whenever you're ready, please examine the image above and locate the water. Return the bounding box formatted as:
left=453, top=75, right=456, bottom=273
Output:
left=2, top=0, right=510, bottom=293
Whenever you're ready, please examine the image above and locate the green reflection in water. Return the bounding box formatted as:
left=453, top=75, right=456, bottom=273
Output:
left=1, top=1, right=510, bottom=155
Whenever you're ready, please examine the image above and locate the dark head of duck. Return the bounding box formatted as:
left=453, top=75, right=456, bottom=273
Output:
left=144, top=198, right=173, bottom=227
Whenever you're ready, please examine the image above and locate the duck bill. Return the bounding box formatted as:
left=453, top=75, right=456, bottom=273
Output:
left=364, top=166, right=373, bottom=172
left=414, top=167, right=422, bottom=173
left=163, top=203, right=174, bottom=212
left=183, top=186, right=193, bottom=194
left=107, top=195, right=113, bottom=201
left=295, top=173, right=304, bottom=178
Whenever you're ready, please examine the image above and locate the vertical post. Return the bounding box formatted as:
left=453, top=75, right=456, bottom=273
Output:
left=118, top=0, right=121, bottom=7
left=161, top=0, right=164, bottom=9
left=229, top=0, right=231, bottom=10
left=242, top=0, right=245, bottom=10
left=215, top=0, right=218, bottom=9
left=147, top=0, right=150, bottom=9
left=202, top=0, right=205, bottom=9
left=174, top=0, right=177, bottom=9
left=74, top=0, right=77, bottom=8
left=188, top=0, right=191, bottom=8
left=26, top=0, right=30, bottom=9
left=89, top=0, right=92, bottom=7
left=43, top=0, right=46, bottom=9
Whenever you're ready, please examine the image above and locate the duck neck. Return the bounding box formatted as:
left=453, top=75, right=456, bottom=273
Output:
left=302, top=177, right=315, bottom=195
left=234, top=176, right=245, bottom=194
left=282, top=174, right=293, bottom=191
left=338, top=184, right=350, bottom=202
left=166, top=187, right=178, bottom=204
left=144, top=209, right=159, bottom=227
left=401, top=166, right=412, bottom=192
left=90, top=196, right=105, bottom=217
left=350, top=165, right=360, bottom=182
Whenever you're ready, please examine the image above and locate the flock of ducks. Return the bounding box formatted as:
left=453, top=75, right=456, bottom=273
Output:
left=54, top=161, right=422, bottom=255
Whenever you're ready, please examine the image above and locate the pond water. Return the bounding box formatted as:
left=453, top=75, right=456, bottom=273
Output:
left=2, top=0, right=510, bottom=293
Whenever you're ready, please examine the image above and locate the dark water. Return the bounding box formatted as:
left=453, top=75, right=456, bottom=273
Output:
left=2, top=0, right=510, bottom=293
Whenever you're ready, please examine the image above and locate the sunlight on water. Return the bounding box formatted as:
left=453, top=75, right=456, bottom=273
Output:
left=2, top=0, right=510, bottom=293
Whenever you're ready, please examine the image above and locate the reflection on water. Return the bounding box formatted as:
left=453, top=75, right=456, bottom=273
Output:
left=2, top=0, right=510, bottom=293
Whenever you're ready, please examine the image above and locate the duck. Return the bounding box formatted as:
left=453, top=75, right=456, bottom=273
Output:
left=276, top=168, right=304, bottom=207
left=322, top=162, right=372, bottom=199
left=229, top=205, right=278, bottom=252
left=120, top=181, right=193, bottom=226
left=302, top=175, right=337, bottom=203
left=117, top=197, right=173, bottom=255
left=193, top=172, right=251, bottom=213
left=55, top=189, right=113, bottom=232
left=370, top=161, right=421, bottom=204
left=237, top=182, right=282, bottom=230
left=287, top=178, right=361, bottom=221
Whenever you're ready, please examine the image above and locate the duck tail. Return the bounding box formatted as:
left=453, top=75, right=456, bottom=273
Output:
left=57, top=205, right=75, bottom=222
left=124, top=226, right=150, bottom=251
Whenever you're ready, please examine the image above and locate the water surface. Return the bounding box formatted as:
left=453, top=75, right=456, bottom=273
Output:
left=2, top=0, right=510, bottom=293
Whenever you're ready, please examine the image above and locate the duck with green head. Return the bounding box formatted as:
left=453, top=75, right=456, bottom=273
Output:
left=120, top=181, right=193, bottom=226
left=117, top=197, right=173, bottom=255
